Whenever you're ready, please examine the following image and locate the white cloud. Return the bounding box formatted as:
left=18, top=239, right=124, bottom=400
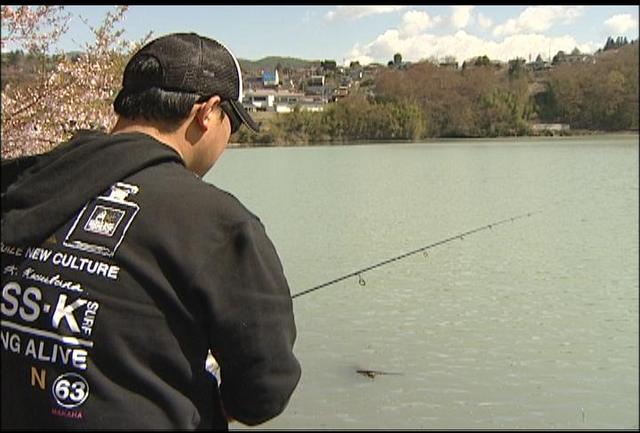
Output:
left=345, top=42, right=376, bottom=66
left=325, top=6, right=407, bottom=21
left=451, top=6, right=474, bottom=30
left=342, top=5, right=612, bottom=66
left=476, top=13, right=493, bottom=30
left=498, top=33, right=595, bottom=62
left=604, top=14, right=638, bottom=36
left=493, top=6, right=585, bottom=37
left=345, top=30, right=598, bottom=65
left=399, top=10, right=441, bottom=37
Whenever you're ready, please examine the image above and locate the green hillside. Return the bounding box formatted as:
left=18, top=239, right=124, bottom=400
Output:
left=238, top=56, right=320, bottom=73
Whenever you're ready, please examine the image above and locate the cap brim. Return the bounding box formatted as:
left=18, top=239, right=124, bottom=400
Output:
left=229, top=100, right=260, bottom=133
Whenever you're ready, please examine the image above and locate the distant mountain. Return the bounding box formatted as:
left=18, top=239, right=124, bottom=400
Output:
left=238, top=56, right=321, bottom=74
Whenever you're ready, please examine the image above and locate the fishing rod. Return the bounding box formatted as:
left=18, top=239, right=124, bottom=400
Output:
left=291, top=211, right=538, bottom=300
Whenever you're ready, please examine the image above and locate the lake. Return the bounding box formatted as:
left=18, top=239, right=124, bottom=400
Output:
left=204, top=134, right=639, bottom=429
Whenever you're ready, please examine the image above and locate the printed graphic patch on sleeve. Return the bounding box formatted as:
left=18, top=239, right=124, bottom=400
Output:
left=63, top=183, right=140, bottom=257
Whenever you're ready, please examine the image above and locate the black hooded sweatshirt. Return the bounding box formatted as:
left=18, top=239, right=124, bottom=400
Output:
left=1, top=130, right=301, bottom=429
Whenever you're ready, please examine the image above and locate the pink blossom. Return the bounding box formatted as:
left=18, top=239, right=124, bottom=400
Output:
left=1, top=6, right=150, bottom=159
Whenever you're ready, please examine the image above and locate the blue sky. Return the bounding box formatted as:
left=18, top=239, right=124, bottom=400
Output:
left=6, top=5, right=640, bottom=65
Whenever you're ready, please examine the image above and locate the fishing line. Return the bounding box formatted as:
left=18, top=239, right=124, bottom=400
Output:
left=291, top=211, right=538, bottom=300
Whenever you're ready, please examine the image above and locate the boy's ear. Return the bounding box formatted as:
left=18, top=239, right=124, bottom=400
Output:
left=195, top=95, right=222, bottom=131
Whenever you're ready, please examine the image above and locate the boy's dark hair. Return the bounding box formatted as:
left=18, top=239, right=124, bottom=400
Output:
left=113, top=55, right=201, bottom=125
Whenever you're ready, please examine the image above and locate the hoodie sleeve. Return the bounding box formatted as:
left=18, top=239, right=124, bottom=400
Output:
left=191, top=216, right=301, bottom=426
left=1, top=154, right=39, bottom=195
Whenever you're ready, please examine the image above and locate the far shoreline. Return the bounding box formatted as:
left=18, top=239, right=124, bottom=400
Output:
left=228, top=130, right=639, bottom=149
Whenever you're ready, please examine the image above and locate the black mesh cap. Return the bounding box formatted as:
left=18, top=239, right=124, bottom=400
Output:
left=122, top=32, right=259, bottom=132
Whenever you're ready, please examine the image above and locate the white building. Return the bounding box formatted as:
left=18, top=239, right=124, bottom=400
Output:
left=243, top=89, right=325, bottom=113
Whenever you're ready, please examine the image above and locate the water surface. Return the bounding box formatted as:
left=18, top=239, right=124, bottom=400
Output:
left=205, top=135, right=639, bottom=429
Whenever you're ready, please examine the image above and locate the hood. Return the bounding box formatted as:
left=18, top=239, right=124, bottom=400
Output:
left=1, top=130, right=183, bottom=246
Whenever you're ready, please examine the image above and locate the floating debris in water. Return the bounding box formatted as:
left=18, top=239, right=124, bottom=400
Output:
left=356, top=369, right=404, bottom=379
